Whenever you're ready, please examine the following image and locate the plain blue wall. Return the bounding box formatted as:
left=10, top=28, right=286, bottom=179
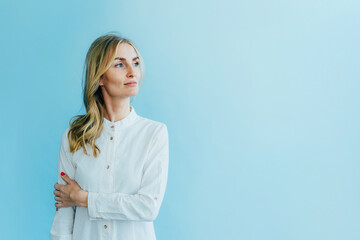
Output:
left=1, top=0, right=359, bottom=239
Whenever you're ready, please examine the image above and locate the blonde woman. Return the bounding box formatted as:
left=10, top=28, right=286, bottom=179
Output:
left=50, top=33, right=169, bottom=240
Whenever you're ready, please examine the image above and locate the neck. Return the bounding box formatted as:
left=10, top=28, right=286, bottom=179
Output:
left=102, top=99, right=131, bottom=122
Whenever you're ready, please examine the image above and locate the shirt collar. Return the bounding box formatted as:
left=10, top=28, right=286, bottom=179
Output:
left=103, top=106, right=138, bottom=133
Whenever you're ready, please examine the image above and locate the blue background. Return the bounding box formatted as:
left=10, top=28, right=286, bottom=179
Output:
left=0, top=0, right=359, bottom=239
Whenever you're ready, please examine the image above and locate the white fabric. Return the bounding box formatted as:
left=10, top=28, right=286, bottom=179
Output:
left=50, top=106, right=169, bottom=240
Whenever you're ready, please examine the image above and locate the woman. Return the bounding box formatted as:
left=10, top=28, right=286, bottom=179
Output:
left=50, top=33, right=169, bottom=240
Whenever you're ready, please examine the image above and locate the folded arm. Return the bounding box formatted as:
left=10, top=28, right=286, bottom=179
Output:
left=87, top=124, right=169, bottom=221
left=50, top=129, right=76, bottom=239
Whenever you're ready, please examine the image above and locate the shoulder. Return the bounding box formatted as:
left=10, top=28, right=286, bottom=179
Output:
left=63, top=127, right=70, bottom=136
left=59, top=128, right=73, bottom=153
left=61, top=128, right=71, bottom=142
left=135, top=116, right=168, bottom=139
left=136, top=115, right=167, bottom=132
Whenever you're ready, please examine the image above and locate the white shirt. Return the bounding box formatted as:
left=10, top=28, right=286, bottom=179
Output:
left=50, top=106, right=169, bottom=240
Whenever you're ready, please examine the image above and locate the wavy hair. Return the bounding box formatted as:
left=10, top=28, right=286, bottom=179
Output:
left=66, top=32, right=145, bottom=157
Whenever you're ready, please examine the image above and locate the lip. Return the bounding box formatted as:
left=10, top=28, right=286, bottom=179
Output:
left=124, top=81, right=137, bottom=86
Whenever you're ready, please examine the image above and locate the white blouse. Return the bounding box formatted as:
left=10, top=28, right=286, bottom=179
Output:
left=50, top=106, right=169, bottom=240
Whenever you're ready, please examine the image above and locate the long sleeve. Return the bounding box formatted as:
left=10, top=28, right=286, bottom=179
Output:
left=50, top=128, right=76, bottom=240
left=87, top=123, right=169, bottom=221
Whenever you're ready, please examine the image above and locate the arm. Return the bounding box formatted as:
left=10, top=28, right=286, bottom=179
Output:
left=50, top=128, right=76, bottom=240
left=87, top=123, right=169, bottom=221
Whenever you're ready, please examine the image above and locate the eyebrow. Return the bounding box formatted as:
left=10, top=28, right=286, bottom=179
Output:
left=114, top=57, right=139, bottom=61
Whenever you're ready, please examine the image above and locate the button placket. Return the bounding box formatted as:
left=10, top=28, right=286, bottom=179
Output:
left=103, top=125, right=114, bottom=237
left=102, top=222, right=112, bottom=238
left=106, top=124, right=116, bottom=193
left=110, top=125, right=114, bottom=140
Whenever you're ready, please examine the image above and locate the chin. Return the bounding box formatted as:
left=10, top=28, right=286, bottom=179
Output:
left=126, top=91, right=139, bottom=97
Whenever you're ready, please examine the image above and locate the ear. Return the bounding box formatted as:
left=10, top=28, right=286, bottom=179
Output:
left=99, top=75, right=104, bottom=87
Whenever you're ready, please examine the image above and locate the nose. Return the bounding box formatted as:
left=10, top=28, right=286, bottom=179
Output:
left=127, top=65, right=135, bottom=78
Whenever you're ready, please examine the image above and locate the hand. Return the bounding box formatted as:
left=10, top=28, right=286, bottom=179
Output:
left=53, top=172, right=88, bottom=209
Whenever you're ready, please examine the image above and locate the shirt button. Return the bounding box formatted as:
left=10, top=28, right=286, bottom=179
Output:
left=104, top=224, right=107, bottom=229
left=110, top=136, right=113, bottom=140
left=106, top=165, right=110, bottom=169
left=111, top=125, right=114, bottom=128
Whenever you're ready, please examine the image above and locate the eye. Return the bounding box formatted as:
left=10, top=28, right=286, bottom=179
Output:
left=115, top=63, right=123, bottom=67
left=134, top=62, right=140, bottom=67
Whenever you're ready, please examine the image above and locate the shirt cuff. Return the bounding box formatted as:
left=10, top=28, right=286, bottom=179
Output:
left=87, top=191, right=101, bottom=220
left=50, top=234, right=72, bottom=240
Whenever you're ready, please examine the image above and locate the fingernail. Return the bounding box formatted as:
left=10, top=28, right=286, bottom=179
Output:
left=61, top=172, right=65, bottom=176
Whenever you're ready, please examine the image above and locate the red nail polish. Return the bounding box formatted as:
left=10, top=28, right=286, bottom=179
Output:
left=61, top=172, right=65, bottom=176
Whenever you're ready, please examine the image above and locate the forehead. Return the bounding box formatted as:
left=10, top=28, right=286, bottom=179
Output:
left=114, top=43, right=137, bottom=58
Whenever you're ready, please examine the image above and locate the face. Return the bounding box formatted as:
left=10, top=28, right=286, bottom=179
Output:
left=99, top=43, right=141, bottom=98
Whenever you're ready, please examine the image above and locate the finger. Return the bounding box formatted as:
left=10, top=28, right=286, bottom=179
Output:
left=56, top=201, right=69, bottom=208
left=54, top=197, right=64, bottom=205
left=61, top=172, right=73, bottom=184
left=53, top=190, right=62, bottom=197
left=55, top=202, right=62, bottom=208
left=54, top=183, right=62, bottom=190
left=54, top=189, right=61, bottom=196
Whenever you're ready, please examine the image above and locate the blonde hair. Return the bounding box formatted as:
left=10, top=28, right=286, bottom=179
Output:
left=67, top=32, right=145, bottom=157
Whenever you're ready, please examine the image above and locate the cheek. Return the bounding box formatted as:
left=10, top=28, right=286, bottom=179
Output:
left=107, top=73, right=124, bottom=85
left=102, top=79, right=125, bottom=93
left=109, top=81, right=125, bottom=90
